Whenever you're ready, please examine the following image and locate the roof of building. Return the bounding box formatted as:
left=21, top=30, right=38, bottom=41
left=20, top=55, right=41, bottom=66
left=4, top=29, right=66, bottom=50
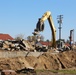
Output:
left=0, top=34, right=14, bottom=40
left=40, top=41, right=51, bottom=46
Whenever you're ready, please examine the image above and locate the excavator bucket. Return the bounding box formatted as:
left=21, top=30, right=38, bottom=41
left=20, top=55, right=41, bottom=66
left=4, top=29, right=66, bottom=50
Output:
left=36, top=18, right=44, bottom=31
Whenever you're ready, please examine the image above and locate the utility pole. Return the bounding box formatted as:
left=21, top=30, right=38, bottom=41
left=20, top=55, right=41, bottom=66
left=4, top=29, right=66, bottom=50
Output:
left=57, top=15, right=63, bottom=49
left=73, top=29, right=74, bottom=45
left=69, top=29, right=74, bottom=49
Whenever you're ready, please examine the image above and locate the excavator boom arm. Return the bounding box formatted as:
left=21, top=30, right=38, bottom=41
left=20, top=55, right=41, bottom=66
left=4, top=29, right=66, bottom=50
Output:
left=40, top=11, right=56, bottom=48
left=33, top=11, right=56, bottom=48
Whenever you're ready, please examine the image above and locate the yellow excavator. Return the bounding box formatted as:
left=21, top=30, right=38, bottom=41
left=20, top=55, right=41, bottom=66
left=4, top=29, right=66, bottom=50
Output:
left=33, top=11, right=56, bottom=48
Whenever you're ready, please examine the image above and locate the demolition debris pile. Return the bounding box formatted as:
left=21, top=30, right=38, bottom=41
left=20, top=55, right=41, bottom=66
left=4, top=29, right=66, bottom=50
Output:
left=0, top=39, right=48, bottom=52
left=0, top=39, right=35, bottom=51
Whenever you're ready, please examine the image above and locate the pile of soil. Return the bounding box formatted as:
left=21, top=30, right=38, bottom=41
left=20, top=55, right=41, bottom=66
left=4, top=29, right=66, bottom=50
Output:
left=0, top=50, right=76, bottom=71
left=26, top=50, right=76, bottom=70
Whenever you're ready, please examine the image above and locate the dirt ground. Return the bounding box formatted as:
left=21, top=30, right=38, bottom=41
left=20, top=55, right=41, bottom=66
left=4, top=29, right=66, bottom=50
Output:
left=0, top=49, right=76, bottom=75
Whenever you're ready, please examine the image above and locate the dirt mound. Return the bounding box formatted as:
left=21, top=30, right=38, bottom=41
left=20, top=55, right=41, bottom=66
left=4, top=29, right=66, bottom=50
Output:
left=0, top=57, right=32, bottom=71
left=26, top=50, right=76, bottom=70
left=0, top=50, right=76, bottom=71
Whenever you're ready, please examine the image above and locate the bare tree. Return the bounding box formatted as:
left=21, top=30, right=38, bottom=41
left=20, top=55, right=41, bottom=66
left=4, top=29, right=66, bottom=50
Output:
left=27, top=36, right=36, bottom=42
left=27, top=34, right=44, bottom=42
left=27, top=36, right=33, bottom=41
left=15, top=34, right=24, bottom=40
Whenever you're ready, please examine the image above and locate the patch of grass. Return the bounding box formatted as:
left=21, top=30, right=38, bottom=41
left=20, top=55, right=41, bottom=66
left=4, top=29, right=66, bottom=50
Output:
left=36, top=69, right=46, bottom=72
left=36, top=69, right=76, bottom=74
left=51, top=70, right=76, bottom=74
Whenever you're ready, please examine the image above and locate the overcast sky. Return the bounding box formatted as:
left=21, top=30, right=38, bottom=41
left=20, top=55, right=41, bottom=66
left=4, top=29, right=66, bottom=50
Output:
left=0, top=0, right=76, bottom=42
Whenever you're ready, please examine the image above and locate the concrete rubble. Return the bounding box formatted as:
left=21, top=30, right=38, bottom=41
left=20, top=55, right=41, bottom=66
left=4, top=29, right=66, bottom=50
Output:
left=0, top=39, right=35, bottom=51
left=0, top=39, right=48, bottom=52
